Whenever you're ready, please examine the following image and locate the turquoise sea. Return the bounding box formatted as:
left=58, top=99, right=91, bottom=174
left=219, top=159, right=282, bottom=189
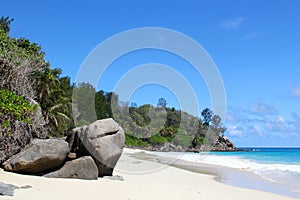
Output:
left=181, top=148, right=300, bottom=198
left=208, top=148, right=300, bottom=180
left=151, top=148, right=300, bottom=198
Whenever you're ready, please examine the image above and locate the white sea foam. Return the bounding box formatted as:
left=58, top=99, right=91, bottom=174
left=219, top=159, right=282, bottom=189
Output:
left=147, top=151, right=300, bottom=175
left=181, top=153, right=300, bottom=174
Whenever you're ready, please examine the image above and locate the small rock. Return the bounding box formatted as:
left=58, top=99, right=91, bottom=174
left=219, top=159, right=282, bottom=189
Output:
left=68, top=152, right=77, bottom=160
left=102, top=175, right=124, bottom=181
left=0, top=182, right=19, bottom=196
left=20, top=185, right=32, bottom=189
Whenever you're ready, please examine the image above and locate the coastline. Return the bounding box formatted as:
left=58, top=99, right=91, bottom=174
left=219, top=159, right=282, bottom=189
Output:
left=0, top=148, right=298, bottom=200
left=130, top=149, right=299, bottom=198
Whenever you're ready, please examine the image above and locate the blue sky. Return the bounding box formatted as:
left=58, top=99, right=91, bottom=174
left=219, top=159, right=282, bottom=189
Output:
left=1, top=0, right=300, bottom=147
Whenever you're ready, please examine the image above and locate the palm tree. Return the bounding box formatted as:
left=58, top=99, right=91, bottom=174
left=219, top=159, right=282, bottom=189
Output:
left=0, top=16, right=14, bottom=34
left=34, top=66, right=73, bottom=136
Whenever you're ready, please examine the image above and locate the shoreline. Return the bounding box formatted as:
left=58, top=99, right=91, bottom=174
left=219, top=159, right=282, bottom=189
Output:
left=0, top=148, right=298, bottom=200
left=120, top=148, right=300, bottom=199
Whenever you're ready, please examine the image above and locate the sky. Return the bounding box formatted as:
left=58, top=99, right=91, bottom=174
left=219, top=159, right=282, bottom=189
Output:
left=1, top=0, right=300, bottom=147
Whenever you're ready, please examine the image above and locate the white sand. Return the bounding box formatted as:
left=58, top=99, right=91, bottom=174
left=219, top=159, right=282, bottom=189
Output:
left=0, top=149, right=297, bottom=200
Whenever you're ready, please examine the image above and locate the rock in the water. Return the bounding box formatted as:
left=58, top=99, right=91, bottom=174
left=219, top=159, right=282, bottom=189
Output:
left=2, top=138, right=69, bottom=174
left=44, top=156, right=98, bottom=180
left=0, top=182, right=19, bottom=196
left=68, top=118, right=125, bottom=177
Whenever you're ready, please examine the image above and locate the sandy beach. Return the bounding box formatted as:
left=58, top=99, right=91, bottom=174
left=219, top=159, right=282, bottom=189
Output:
left=0, top=148, right=297, bottom=200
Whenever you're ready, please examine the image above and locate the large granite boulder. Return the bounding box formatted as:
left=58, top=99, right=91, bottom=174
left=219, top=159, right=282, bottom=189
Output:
left=44, top=156, right=98, bottom=180
left=2, top=138, right=69, bottom=174
left=68, top=118, right=125, bottom=177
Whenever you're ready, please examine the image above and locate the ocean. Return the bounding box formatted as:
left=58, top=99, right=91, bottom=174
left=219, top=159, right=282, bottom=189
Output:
left=201, top=148, right=300, bottom=183
left=149, top=148, right=300, bottom=198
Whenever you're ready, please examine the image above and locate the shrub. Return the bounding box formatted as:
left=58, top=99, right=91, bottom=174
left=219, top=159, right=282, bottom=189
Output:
left=0, top=89, right=40, bottom=163
left=125, top=133, right=149, bottom=147
left=0, top=89, right=37, bottom=135
left=173, top=134, right=194, bottom=147
left=148, top=133, right=168, bottom=145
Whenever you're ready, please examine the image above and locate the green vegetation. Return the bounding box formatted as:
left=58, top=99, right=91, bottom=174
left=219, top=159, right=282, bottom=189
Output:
left=124, top=99, right=226, bottom=149
left=65, top=80, right=226, bottom=149
left=125, top=133, right=148, bottom=147
left=0, top=16, right=227, bottom=161
left=35, top=67, right=73, bottom=136
left=0, top=89, right=37, bottom=136
left=0, top=16, right=14, bottom=35
left=0, top=16, right=74, bottom=162
left=0, top=17, right=74, bottom=137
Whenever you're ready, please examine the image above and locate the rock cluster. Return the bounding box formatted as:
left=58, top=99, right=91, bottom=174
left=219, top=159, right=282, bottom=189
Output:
left=212, top=136, right=236, bottom=151
left=135, top=142, right=185, bottom=152
left=67, top=118, right=125, bottom=177
left=1, top=118, right=125, bottom=180
left=129, top=136, right=237, bottom=153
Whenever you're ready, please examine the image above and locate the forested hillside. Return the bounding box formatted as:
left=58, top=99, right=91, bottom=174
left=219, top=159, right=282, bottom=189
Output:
left=0, top=17, right=228, bottom=163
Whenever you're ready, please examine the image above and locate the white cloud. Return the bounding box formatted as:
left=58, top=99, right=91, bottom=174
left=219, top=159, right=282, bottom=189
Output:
left=250, top=102, right=278, bottom=115
left=252, top=124, right=263, bottom=136
left=219, top=17, right=245, bottom=29
left=227, top=125, right=244, bottom=136
left=225, top=113, right=237, bottom=122
left=225, top=105, right=300, bottom=146
left=291, top=87, right=300, bottom=98
left=291, top=113, right=300, bottom=129
left=277, top=115, right=285, bottom=124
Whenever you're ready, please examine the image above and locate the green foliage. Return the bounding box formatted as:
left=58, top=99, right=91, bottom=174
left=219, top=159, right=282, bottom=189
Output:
left=165, top=107, right=181, bottom=129
left=201, top=108, right=213, bottom=127
left=157, top=97, right=167, bottom=108
left=0, top=16, right=14, bottom=34
left=191, top=108, right=227, bottom=148
left=192, top=136, right=205, bottom=147
left=125, top=133, right=149, bottom=147
left=174, top=134, right=194, bottom=147
left=0, top=89, right=36, bottom=136
left=160, top=126, right=175, bottom=138
left=0, top=17, right=49, bottom=163
left=0, top=17, right=73, bottom=138
left=72, top=83, right=97, bottom=125
left=0, top=89, right=36, bottom=121
left=0, top=29, right=10, bottom=56
left=129, top=104, right=152, bottom=126
left=95, top=90, right=114, bottom=120
left=0, top=16, right=227, bottom=151
left=121, top=103, right=226, bottom=149
left=33, top=66, right=73, bottom=137
left=148, top=133, right=168, bottom=145
left=0, top=28, right=45, bottom=66
left=75, top=119, right=90, bottom=127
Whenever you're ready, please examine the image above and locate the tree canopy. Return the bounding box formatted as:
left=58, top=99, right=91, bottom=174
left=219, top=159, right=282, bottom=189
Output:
left=0, top=17, right=74, bottom=162
left=0, top=16, right=14, bottom=35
